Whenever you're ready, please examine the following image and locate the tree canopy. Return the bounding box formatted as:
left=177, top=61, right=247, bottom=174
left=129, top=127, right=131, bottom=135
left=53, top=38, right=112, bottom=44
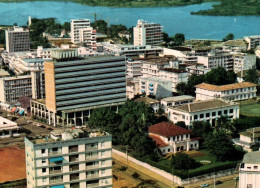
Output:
left=171, top=152, right=201, bottom=170
left=244, top=68, right=258, bottom=84
left=204, top=67, right=237, bottom=85
left=222, top=33, right=234, bottom=42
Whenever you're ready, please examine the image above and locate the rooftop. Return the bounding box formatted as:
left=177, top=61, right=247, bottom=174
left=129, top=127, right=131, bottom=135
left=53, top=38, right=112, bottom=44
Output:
left=148, top=122, right=191, bottom=138
left=170, top=99, right=237, bottom=113
left=196, top=82, right=257, bottom=92
left=160, top=68, right=187, bottom=74
left=162, top=95, right=194, bottom=102
left=0, top=69, right=10, bottom=77
left=140, top=76, right=171, bottom=83
left=134, top=97, right=159, bottom=104
left=27, top=129, right=110, bottom=144
left=242, top=151, right=260, bottom=164
left=240, top=127, right=260, bottom=138
left=0, top=116, right=19, bottom=131
left=149, top=134, right=168, bottom=147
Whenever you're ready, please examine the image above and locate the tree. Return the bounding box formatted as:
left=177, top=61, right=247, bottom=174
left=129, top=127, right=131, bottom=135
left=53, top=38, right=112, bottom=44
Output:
left=174, top=33, right=185, bottom=46
left=223, top=33, right=234, bottom=42
left=171, top=153, right=201, bottom=170
left=204, top=67, right=237, bottom=85
left=192, top=121, right=213, bottom=140
left=176, top=121, right=186, bottom=128
left=244, top=68, right=258, bottom=84
left=63, top=22, right=71, bottom=33
left=215, top=115, right=234, bottom=134
left=203, top=132, right=243, bottom=161
left=176, top=82, right=187, bottom=95
left=185, top=74, right=204, bottom=95
left=91, top=19, right=107, bottom=34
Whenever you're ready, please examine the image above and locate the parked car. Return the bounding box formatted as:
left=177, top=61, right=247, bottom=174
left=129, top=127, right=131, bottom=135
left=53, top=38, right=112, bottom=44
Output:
left=200, top=184, right=209, bottom=188
left=216, top=180, right=223, bottom=185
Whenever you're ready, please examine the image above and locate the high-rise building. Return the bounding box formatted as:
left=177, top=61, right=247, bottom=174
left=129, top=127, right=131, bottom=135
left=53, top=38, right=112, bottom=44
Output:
left=25, top=129, right=112, bottom=188
left=71, top=19, right=97, bottom=49
left=44, top=50, right=126, bottom=126
left=133, top=20, right=163, bottom=46
left=5, top=26, right=30, bottom=53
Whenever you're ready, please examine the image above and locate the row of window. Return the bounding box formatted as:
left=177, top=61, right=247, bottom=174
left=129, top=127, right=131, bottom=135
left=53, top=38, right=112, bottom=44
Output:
left=194, top=109, right=234, bottom=120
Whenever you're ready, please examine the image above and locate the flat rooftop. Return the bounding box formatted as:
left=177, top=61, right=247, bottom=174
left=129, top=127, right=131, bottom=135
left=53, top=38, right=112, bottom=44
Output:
left=27, top=129, right=110, bottom=145
left=162, top=95, right=194, bottom=102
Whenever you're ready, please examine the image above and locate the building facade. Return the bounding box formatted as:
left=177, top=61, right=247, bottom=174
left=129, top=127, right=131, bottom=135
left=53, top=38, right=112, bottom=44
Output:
left=168, top=99, right=239, bottom=127
left=160, top=95, right=194, bottom=113
left=133, top=20, right=163, bottom=46
left=233, top=54, right=256, bottom=73
left=25, top=129, right=112, bottom=188
left=5, top=26, right=30, bottom=53
left=148, top=122, right=199, bottom=154
left=44, top=50, right=126, bottom=126
left=239, top=151, right=260, bottom=188
left=0, top=116, right=20, bottom=138
left=195, top=82, right=257, bottom=101
left=244, top=36, right=260, bottom=50
left=0, top=75, right=32, bottom=103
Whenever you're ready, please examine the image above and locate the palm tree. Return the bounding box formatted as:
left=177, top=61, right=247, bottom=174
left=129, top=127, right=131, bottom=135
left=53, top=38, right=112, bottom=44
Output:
left=215, top=116, right=233, bottom=134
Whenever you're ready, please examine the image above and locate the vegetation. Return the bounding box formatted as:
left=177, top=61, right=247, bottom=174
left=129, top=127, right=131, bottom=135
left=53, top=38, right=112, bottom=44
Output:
left=244, top=68, right=259, bottom=84
left=171, top=153, right=201, bottom=170
left=222, top=33, right=234, bottom=42
left=192, top=0, right=260, bottom=16
left=0, top=30, right=5, bottom=45
left=176, top=67, right=237, bottom=96
left=163, top=32, right=186, bottom=47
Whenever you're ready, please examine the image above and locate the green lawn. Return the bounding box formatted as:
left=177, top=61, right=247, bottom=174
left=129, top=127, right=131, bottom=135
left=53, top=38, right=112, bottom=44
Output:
left=240, top=101, right=260, bottom=117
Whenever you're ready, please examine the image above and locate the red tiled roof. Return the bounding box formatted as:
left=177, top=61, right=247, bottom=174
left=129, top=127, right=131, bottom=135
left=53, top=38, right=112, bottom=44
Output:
left=148, top=122, right=191, bottom=137
left=149, top=134, right=168, bottom=147
left=195, top=82, right=257, bottom=92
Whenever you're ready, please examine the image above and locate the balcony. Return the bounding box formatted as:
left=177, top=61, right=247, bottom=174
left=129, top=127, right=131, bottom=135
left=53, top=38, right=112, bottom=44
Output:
left=86, top=155, right=99, bottom=161
left=69, top=146, right=78, bottom=153
left=86, top=182, right=99, bottom=188
left=86, top=165, right=99, bottom=170
left=86, top=174, right=99, bottom=179
left=49, top=169, right=62, bottom=174
left=49, top=178, right=63, bottom=184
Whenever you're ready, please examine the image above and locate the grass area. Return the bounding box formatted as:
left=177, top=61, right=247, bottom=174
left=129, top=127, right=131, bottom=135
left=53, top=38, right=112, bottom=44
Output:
left=239, top=100, right=260, bottom=117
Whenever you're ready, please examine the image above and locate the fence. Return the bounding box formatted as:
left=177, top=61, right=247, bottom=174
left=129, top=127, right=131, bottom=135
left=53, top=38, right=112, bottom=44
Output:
left=112, top=149, right=237, bottom=185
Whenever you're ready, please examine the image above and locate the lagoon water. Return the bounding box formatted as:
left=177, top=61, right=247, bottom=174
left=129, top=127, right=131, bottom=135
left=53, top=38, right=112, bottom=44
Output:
left=0, top=1, right=259, bottom=39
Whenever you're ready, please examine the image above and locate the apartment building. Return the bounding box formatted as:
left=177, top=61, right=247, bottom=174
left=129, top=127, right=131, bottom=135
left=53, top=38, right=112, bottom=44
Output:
left=222, top=39, right=247, bottom=52
left=168, top=99, right=239, bottom=127
left=185, top=64, right=211, bottom=76
left=25, top=129, right=112, bottom=188
left=126, top=78, right=140, bottom=99
left=0, top=75, right=32, bottom=103
left=103, top=43, right=163, bottom=57
left=44, top=50, right=126, bottom=126
left=139, top=77, right=172, bottom=99
left=197, top=51, right=233, bottom=70
left=134, top=20, right=163, bottom=46
left=71, top=19, right=97, bottom=49
left=239, top=151, right=260, bottom=188
left=126, top=59, right=143, bottom=78
left=5, top=26, right=30, bottom=53
left=233, top=127, right=260, bottom=151
left=195, top=82, right=257, bottom=101
left=0, top=116, right=20, bottom=138
left=161, top=95, right=194, bottom=113
left=233, top=54, right=256, bottom=73
left=244, top=35, right=260, bottom=50
left=149, top=122, right=199, bottom=154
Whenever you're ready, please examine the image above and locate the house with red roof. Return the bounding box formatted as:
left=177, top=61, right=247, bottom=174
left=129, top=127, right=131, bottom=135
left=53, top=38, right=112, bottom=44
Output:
left=148, top=122, right=199, bottom=155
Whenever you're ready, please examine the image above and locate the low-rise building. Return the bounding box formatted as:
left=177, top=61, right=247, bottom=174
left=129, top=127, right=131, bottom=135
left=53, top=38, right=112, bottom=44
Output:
left=185, top=64, right=211, bottom=76
left=0, top=116, right=20, bottom=138
left=244, top=35, right=260, bottom=50
left=148, top=122, right=199, bottom=154
left=134, top=97, right=160, bottom=113
left=168, top=99, right=239, bottom=126
left=233, top=53, right=256, bottom=73
left=25, top=129, right=112, bottom=188
left=233, top=127, right=260, bottom=151
left=239, top=151, right=260, bottom=188
left=161, top=95, right=194, bottom=113
left=139, top=77, right=172, bottom=99
left=195, top=82, right=257, bottom=101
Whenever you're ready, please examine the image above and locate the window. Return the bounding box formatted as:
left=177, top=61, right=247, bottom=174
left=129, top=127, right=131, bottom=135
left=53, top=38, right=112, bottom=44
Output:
left=247, top=184, right=253, bottom=188
left=254, top=166, right=258, bottom=170
left=206, top=113, right=210, bottom=118
left=52, top=147, right=58, bottom=152
left=218, top=111, right=222, bottom=115
left=42, top=168, right=46, bottom=173
left=101, top=160, right=105, bottom=166
left=200, top=114, right=204, bottom=118
left=194, top=115, right=198, bottom=120
left=41, top=149, right=45, bottom=154
left=182, top=115, right=185, bottom=119
left=229, top=109, right=233, bottom=113
left=168, top=137, right=170, bottom=141
left=224, top=110, right=228, bottom=114
left=101, top=169, right=106, bottom=175
left=42, top=159, right=46, bottom=164
left=212, top=112, right=216, bottom=116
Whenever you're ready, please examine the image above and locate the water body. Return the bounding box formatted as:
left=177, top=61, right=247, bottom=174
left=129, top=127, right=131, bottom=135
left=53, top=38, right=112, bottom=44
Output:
left=0, top=1, right=259, bottom=39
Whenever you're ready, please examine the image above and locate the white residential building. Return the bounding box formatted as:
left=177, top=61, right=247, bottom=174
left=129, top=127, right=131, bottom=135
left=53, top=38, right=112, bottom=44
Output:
left=195, top=82, right=257, bottom=101
left=139, top=77, right=172, bottom=99
left=168, top=99, right=239, bottom=127
left=161, top=95, right=194, bottom=113
left=149, top=122, right=199, bottom=154
left=185, top=64, right=211, bottom=76
left=233, top=127, right=260, bottom=151
left=5, top=26, right=30, bottom=53
left=70, top=19, right=97, bottom=49
left=126, top=59, right=143, bottom=78
left=0, top=116, right=20, bottom=138
left=126, top=78, right=140, bottom=99
left=244, top=35, right=260, bottom=50
left=25, top=129, right=112, bottom=188
left=133, top=20, right=163, bottom=46
left=239, top=151, right=260, bottom=188
left=233, top=54, right=256, bottom=73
